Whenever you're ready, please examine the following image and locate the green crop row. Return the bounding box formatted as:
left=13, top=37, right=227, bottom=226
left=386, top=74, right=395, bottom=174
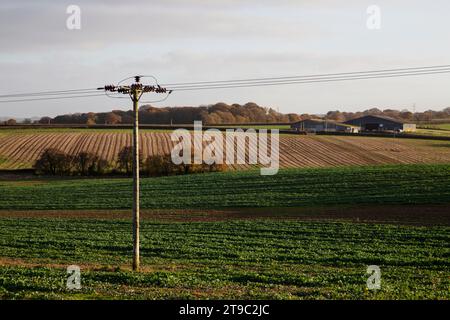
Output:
left=0, top=164, right=449, bottom=210
left=0, top=218, right=448, bottom=299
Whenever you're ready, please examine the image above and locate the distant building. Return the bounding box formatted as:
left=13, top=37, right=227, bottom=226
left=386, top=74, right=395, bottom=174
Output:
left=291, top=119, right=359, bottom=133
left=344, top=115, right=416, bottom=132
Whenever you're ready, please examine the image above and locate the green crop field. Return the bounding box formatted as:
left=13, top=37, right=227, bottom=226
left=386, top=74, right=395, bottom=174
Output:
left=0, top=164, right=449, bottom=210
left=416, top=122, right=450, bottom=137
left=418, top=123, right=450, bottom=131
left=415, top=128, right=450, bottom=137
left=0, top=164, right=449, bottom=300
left=0, top=218, right=448, bottom=299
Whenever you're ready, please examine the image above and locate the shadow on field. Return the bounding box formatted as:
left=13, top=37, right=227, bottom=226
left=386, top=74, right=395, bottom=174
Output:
left=0, top=204, right=449, bottom=226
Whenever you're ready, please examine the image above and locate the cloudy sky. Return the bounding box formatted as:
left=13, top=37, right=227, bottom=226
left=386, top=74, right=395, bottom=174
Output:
left=1, top=0, right=450, bottom=118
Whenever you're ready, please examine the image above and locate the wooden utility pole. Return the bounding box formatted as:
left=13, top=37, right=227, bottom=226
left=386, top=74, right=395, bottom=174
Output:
left=100, top=76, right=171, bottom=271
left=131, top=82, right=141, bottom=271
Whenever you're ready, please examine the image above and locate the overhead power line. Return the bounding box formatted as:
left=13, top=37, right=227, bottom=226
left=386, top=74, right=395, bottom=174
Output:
left=161, top=64, right=450, bottom=87
left=162, top=65, right=450, bottom=91
left=0, top=64, right=450, bottom=102
left=0, top=88, right=99, bottom=99
left=167, top=69, right=450, bottom=91
left=0, top=93, right=107, bottom=103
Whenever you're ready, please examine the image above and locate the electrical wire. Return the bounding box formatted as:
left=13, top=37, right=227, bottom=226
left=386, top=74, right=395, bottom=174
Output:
left=1, top=64, right=450, bottom=102
left=117, top=76, right=136, bottom=86
left=165, top=68, right=450, bottom=91
left=161, top=64, right=450, bottom=87
left=0, top=93, right=106, bottom=103
left=0, top=88, right=99, bottom=99
left=104, top=91, right=130, bottom=99
left=139, top=75, right=159, bottom=85
left=166, top=68, right=450, bottom=89
left=102, top=75, right=166, bottom=102
left=139, top=91, right=172, bottom=104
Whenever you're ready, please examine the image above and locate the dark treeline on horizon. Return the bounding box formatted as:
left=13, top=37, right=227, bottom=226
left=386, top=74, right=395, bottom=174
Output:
left=4, top=102, right=450, bottom=125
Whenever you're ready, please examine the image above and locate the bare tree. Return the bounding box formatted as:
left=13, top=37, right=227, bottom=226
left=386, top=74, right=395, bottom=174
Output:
left=117, top=146, right=143, bottom=174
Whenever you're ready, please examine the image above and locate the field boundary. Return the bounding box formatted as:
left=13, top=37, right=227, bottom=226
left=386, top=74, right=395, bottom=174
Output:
left=0, top=205, right=449, bottom=226
left=317, top=131, right=450, bottom=141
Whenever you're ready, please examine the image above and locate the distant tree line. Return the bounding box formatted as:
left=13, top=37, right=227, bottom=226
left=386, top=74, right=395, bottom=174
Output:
left=35, top=106, right=450, bottom=125
left=4, top=104, right=450, bottom=126
left=34, top=148, right=226, bottom=177
left=324, top=107, right=450, bottom=123
left=1, top=119, right=17, bottom=125
left=35, top=102, right=301, bottom=125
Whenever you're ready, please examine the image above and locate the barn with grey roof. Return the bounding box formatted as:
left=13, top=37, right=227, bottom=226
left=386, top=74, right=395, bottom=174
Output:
left=344, top=115, right=416, bottom=132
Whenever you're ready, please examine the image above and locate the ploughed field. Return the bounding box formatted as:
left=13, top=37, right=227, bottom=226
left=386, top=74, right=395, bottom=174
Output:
left=1, top=129, right=450, bottom=169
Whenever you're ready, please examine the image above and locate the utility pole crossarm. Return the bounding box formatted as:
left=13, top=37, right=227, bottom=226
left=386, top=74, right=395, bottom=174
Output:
left=98, top=76, right=170, bottom=272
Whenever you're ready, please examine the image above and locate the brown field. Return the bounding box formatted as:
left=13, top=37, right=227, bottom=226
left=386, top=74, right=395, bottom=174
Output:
left=0, top=131, right=450, bottom=169
left=0, top=204, right=449, bottom=226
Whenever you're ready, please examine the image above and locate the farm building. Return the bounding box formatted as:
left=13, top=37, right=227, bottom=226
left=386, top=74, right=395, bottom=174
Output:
left=344, top=115, right=416, bottom=132
left=291, top=119, right=359, bottom=133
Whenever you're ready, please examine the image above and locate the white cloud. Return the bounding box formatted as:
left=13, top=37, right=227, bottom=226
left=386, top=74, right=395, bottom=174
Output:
left=0, top=0, right=450, bottom=117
